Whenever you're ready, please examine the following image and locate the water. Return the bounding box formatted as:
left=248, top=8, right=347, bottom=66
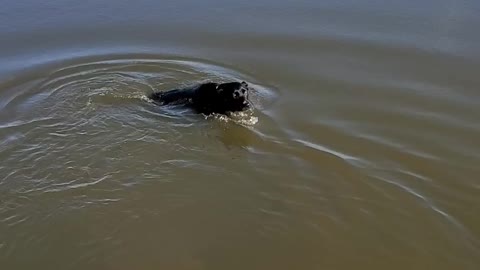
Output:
left=1, top=1, right=480, bottom=269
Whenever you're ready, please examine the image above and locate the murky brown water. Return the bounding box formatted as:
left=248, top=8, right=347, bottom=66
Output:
left=1, top=1, right=480, bottom=269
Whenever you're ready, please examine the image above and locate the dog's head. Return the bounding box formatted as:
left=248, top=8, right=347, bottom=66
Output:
left=215, top=81, right=250, bottom=112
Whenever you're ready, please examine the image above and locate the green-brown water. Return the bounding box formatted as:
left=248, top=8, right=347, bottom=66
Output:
left=1, top=1, right=479, bottom=269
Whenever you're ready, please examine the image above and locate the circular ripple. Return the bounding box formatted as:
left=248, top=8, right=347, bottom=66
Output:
left=0, top=54, right=278, bottom=197
left=1, top=56, right=277, bottom=121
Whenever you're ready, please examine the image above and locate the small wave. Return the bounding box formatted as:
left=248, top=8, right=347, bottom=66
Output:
left=209, top=109, right=259, bottom=126
left=0, top=117, right=55, bottom=130
left=294, top=138, right=360, bottom=163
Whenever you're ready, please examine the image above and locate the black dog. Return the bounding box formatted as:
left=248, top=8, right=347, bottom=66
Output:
left=149, top=81, right=251, bottom=115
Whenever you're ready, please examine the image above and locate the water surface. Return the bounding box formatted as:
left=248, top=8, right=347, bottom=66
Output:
left=1, top=1, right=480, bottom=269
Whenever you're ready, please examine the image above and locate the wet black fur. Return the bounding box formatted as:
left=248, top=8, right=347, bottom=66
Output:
left=149, top=81, right=251, bottom=115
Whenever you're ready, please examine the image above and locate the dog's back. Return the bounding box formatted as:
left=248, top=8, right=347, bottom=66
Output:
left=149, top=81, right=250, bottom=115
left=149, top=87, right=196, bottom=105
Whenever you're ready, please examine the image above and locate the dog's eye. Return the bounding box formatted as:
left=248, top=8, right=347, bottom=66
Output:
left=241, top=89, right=246, bottom=93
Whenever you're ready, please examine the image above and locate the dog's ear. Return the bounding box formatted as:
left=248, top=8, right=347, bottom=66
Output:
left=241, top=81, right=248, bottom=87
